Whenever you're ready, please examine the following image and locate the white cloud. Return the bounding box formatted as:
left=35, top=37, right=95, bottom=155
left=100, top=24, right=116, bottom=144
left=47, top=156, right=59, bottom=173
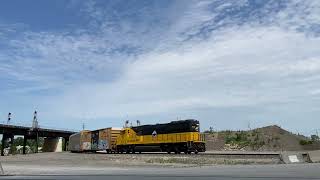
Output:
left=1, top=0, right=320, bottom=131
left=276, top=0, right=320, bottom=30
left=52, top=25, right=320, bottom=121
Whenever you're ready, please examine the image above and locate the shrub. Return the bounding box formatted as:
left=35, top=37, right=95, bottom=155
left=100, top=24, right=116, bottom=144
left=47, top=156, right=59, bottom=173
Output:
left=311, top=135, right=319, bottom=142
left=299, top=140, right=313, bottom=145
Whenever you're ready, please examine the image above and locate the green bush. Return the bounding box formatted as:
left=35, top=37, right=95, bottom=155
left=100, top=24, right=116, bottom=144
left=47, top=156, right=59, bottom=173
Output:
left=311, top=135, right=319, bottom=142
left=225, top=132, right=251, bottom=148
left=299, top=140, right=313, bottom=145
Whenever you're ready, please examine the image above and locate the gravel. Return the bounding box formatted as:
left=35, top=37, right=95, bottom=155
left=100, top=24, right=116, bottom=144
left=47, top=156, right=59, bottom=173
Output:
left=0, top=152, right=280, bottom=175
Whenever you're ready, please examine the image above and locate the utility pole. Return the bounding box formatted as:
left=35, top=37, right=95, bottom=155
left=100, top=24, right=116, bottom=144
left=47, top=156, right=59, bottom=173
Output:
left=82, top=123, right=85, bottom=130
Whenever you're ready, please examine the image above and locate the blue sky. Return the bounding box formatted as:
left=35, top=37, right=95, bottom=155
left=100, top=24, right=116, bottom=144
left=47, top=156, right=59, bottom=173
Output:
left=0, top=0, right=320, bottom=134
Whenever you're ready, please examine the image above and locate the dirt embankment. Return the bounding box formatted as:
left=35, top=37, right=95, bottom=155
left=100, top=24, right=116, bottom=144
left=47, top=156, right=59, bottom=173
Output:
left=205, top=125, right=320, bottom=151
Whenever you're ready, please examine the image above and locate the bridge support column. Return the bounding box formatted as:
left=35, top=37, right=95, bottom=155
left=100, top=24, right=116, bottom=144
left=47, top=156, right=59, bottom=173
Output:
left=1, top=133, right=14, bottom=156
left=63, top=138, right=69, bottom=151
left=9, top=135, right=14, bottom=155
left=1, top=134, right=5, bottom=156
left=23, top=135, right=27, bottom=155
left=35, top=132, right=38, bottom=153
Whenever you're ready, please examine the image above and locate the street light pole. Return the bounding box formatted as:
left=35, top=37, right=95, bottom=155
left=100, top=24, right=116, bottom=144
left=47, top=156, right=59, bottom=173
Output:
left=7, top=112, right=11, bottom=124
left=32, top=110, right=39, bottom=153
left=32, top=111, right=38, bottom=129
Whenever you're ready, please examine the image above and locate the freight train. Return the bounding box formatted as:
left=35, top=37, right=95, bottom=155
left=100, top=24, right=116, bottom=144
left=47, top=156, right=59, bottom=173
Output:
left=69, top=119, right=206, bottom=154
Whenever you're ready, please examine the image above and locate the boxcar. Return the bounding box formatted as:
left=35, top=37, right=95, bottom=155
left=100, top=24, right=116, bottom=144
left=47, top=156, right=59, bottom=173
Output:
left=93, top=127, right=121, bottom=153
left=69, top=130, right=92, bottom=152
left=69, top=128, right=121, bottom=153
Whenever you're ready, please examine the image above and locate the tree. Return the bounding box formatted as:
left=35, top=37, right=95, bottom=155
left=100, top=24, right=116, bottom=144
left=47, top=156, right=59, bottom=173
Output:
left=10, top=137, right=45, bottom=154
left=311, top=135, right=319, bottom=142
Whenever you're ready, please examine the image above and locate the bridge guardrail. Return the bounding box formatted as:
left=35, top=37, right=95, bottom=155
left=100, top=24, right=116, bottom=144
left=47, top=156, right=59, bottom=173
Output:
left=0, top=122, right=79, bottom=133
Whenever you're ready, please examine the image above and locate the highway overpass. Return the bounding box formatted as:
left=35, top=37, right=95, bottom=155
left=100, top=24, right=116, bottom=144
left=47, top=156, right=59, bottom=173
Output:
left=0, top=123, right=77, bottom=156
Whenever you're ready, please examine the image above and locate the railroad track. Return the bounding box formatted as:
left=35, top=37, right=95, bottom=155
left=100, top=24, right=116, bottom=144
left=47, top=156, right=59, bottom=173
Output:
left=95, top=151, right=281, bottom=159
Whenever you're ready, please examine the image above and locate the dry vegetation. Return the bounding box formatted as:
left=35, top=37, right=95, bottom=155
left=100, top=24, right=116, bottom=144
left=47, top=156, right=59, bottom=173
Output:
left=145, top=157, right=278, bottom=165
left=205, top=125, right=320, bottom=151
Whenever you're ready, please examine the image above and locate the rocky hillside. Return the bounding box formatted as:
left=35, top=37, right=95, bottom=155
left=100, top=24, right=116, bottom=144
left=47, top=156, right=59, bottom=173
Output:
left=205, top=125, right=320, bottom=151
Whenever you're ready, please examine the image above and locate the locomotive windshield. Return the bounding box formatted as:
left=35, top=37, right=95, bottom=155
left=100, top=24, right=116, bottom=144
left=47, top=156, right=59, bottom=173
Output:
left=192, top=124, right=199, bottom=132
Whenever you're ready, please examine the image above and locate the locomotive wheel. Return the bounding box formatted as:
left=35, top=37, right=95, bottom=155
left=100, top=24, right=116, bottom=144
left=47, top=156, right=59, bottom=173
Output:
left=131, top=146, right=135, bottom=154
left=126, top=147, right=131, bottom=154
left=174, top=146, right=180, bottom=154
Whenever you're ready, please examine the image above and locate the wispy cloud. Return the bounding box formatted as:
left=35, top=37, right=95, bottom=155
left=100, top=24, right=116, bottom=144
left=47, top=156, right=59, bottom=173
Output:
left=0, top=0, right=320, bottom=132
left=53, top=25, right=320, bottom=118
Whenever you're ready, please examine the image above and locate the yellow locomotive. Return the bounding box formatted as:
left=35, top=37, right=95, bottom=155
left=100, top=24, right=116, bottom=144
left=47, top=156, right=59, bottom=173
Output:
left=115, top=119, right=206, bottom=154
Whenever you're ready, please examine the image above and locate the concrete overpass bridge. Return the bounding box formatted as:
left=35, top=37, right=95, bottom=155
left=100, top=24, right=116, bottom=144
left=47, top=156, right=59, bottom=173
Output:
left=0, top=123, right=77, bottom=156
